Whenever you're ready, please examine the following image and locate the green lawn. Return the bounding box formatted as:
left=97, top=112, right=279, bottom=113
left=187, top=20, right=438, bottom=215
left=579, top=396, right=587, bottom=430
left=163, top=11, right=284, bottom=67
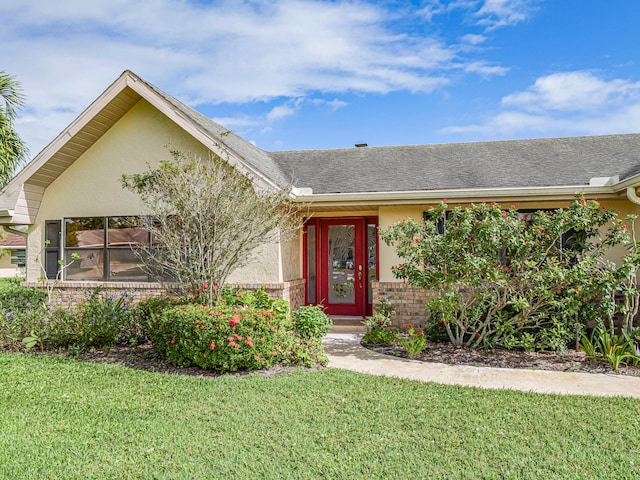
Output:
left=1, top=353, right=639, bottom=479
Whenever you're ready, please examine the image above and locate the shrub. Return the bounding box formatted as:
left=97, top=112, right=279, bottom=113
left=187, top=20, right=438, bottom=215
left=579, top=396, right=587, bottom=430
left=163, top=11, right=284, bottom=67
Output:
left=400, top=323, right=427, bottom=357
left=0, top=282, right=46, bottom=311
left=292, top=305, right=332, bottom=339
left=133, top=295, right=185, bottom=337
left=580, top=326, right=640, bottom=370
left=363, top=327, right=399, bottom=344
left=380, top=196, right=640, bottom=350
left=74, top=288, right=139, bottom=349
left=151, top=304, right=288, bottom=372
left=0, top=288, right=142, bottom=352
left=278, top=336, right=328, bottom=367
left=363, top=300, right=399, bottom=344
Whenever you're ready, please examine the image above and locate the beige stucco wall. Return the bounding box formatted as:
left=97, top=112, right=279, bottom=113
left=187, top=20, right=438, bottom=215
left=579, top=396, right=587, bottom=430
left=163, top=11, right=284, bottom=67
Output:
left=27, top=99, right=283, bottom=284
left=281, top=229, right=302, bottom=281
left=0, top=250, right=24, bottom=278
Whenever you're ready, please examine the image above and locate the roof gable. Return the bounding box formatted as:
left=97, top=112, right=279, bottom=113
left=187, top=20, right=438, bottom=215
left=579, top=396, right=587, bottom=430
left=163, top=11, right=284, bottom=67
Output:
left=0, top=70, right=287, bottom=224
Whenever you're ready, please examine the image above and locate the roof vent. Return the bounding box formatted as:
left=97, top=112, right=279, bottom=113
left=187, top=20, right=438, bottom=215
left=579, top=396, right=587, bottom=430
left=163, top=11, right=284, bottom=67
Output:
left=355, top=143, right=368, bottom=148
left=589, top=175, right=619, bottom=186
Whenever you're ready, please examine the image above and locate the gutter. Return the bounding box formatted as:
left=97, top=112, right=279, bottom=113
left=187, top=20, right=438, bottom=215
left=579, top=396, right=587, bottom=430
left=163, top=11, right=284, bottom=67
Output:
left=292, top=184, right=621, bottom=206
left=627, top=186, right=640, bottom=205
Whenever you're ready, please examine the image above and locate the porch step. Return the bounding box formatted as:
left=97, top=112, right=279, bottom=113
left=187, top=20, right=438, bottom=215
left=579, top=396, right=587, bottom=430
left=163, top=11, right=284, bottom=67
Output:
left=329, top=316, right=367, bottom=333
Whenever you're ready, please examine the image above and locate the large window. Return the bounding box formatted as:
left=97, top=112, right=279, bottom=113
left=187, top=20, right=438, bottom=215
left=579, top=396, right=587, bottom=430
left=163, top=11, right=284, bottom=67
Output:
left=46, top=217, right=152, bottom=281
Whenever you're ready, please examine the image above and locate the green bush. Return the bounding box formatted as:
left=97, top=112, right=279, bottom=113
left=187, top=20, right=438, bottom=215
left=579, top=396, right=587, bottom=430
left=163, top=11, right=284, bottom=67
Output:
left=278, top=336, right=328, bottom=367
left=363, top=326, right=399, bottom=344
left=381, top=196, right=640, bottom=350
left=0, top=288, right=142, bottom=352
left=133, top=295, right=184, bottom=338
left=292, top=305, right=332, bottom=339
left=400, top=323, right=427, bottom=357
left=0, top=282, right=46, bottom=311
left=151, top=304, right=288, bottom=372
left=74, top=288, right=139, bottom=349
left=363, top=300, right=398, bottom=344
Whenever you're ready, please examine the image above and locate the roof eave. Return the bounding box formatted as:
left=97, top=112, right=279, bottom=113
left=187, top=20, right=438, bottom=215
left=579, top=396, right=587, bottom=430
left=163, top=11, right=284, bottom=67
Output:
left=293, top=184, right=622, bottom=207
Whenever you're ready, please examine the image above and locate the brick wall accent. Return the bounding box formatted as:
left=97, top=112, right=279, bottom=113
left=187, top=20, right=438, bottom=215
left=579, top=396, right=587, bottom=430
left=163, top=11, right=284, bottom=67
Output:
left=373, top=283, right=640, bottom=329
left=234, top=279, right=306, bottom=311
left=22, top=279, right=306, bottom=310
left=372, top=281, right=434, bottom=327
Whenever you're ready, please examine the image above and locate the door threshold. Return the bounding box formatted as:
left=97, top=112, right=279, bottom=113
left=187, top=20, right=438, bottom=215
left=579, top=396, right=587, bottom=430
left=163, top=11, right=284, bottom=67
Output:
left=329, top=315, right=365, bottom=326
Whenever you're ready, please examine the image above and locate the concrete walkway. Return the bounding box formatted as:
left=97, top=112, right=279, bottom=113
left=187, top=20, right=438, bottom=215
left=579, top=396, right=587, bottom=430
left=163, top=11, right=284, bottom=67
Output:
left=323, top=333, right=640, bottom=399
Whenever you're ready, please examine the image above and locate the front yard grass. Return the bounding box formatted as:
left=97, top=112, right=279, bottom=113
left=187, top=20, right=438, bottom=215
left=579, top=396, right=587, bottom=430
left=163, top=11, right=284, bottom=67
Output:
left=1, top=353, right=638, bottom=479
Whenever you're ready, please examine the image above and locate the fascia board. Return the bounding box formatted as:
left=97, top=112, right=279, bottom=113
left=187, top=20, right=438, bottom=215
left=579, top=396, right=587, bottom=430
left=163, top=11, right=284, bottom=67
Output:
left=6, top=74, right=132, bottom=190
left=293, top=184, right=619, bottom=205
left=611, top=173, right=640, bottom=191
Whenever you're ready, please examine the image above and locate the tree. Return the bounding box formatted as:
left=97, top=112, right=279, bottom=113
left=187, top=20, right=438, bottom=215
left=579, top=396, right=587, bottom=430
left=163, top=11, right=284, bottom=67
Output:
left=380, top=197, right=640, bottom=350
left=0, top=71, right=28, bottom=187
left=121, top=149, right=303, bottom=305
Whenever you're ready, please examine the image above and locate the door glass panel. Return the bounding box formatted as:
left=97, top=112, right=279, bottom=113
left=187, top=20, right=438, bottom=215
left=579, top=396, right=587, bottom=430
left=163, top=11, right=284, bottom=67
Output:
left=328, top=225, right=355, bottom=304
left=306, top=225, right=316, bottom=303
left=367, top=223, right=377, bottom=305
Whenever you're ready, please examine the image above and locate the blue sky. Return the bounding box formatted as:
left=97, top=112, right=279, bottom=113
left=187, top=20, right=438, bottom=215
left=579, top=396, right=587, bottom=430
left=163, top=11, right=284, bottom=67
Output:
left=2, top=0, right=640, bottom=158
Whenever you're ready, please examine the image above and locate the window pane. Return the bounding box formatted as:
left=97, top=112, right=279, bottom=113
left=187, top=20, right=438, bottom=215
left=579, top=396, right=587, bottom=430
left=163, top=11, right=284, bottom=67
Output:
left=108, top=249, right=149, bottom=281
left=306, top=225, right=316, bottom=303
left=65, top=218, right=105, bottom=248
left=108, top=217, right=149, bottom=247
left=367, top=223, right=377, bottom=305
left=65, top=249, right=104, bottom=280
left=328, top=225, right=355, bottom=304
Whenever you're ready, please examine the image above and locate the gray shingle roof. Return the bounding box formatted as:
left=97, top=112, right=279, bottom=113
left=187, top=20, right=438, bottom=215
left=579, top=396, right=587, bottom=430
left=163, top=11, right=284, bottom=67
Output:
left=269, top=134, right=640, bottom=194
left=135, top=73, right=640, bottom=195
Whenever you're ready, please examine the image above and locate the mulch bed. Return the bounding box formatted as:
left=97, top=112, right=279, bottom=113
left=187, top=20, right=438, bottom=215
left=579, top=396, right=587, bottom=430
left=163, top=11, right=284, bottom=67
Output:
left=20, top=340, right=640, bottom=378
left=362, top=340, right=640, bottom=377
left=30, top=344, right=324, bottom=379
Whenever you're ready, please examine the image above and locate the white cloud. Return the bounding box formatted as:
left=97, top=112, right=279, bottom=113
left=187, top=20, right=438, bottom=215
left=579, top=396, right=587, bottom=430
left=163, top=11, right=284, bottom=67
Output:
left=502, top=71, right=640, bottom=112
left=460, top=33, right=487, bottom=45
left=419, top=0, right=534, bottom=30
left=475, top=0, right=534, bottom=29
left=441, top=71, right=640, bottom=138
left=464, top=61, right=509, bottom=76
left=1, top=0, right=538, bottom=156
left=310, top=98, right=349, bottom=112
left=266, top=99, right=304, bottom=122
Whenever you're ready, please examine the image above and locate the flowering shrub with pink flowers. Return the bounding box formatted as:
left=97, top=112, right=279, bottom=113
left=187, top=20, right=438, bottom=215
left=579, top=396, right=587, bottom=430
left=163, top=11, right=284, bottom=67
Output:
left=146, top=287, right=328, bottom=371
left=400, top=323, right=427, bottom=357
left=380, top=196, right=640, bottom=351
left=150, top=303, right=287, bottom=372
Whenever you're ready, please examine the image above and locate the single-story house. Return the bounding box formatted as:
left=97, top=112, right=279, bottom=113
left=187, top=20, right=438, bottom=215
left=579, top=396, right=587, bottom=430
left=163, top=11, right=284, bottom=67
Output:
left=1, top=70, right=639, bottom=322
left=0, top=230, right=26, bottom=278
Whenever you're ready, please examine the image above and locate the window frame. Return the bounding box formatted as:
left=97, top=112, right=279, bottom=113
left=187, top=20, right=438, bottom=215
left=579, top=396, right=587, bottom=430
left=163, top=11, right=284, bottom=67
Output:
left=57, top=216, right=153, bottom=282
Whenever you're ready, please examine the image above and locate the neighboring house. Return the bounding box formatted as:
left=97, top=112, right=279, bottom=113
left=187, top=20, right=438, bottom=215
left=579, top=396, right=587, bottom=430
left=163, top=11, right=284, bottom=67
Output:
left=1, top=70, right=640, bottom=323
left=0, top=231, right=26, bottom=278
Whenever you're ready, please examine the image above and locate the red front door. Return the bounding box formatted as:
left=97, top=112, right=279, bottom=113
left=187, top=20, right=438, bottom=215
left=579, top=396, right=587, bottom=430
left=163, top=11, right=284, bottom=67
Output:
left=318, top=219, right=366, bottom=316
left=304, top=217, right=378, bottom=317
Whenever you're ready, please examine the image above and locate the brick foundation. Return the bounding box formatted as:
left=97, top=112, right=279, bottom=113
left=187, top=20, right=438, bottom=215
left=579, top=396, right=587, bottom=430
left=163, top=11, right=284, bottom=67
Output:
left=372, top=281, right=435, bottom=327
left=21, top=278, right=306, bottom=311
